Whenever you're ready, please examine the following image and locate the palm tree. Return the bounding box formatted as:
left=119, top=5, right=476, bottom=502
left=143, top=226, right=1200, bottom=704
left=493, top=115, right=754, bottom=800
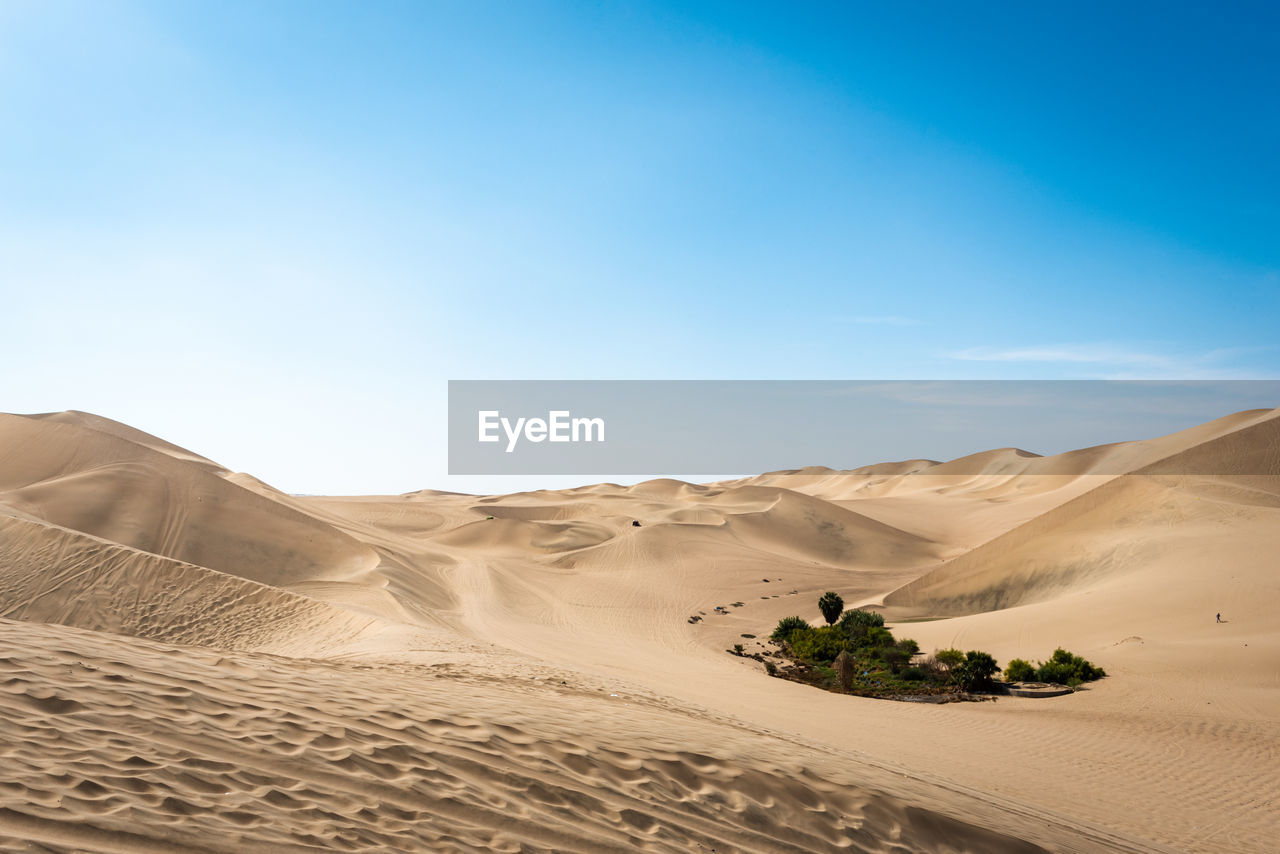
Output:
left=818, top=591, right=844, bottom=625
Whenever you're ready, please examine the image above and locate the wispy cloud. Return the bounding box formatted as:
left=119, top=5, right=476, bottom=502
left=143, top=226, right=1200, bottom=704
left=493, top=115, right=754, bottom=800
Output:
left=946, top=343, right=1277, bottom=379
left=949, top=345, right=1171, bottom=366
left=847, top=315, right=925, bottom=326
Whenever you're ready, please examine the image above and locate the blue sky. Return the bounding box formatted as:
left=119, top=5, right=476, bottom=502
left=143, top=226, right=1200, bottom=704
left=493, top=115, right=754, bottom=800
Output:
left=1, top=1, right=1277, bottom=493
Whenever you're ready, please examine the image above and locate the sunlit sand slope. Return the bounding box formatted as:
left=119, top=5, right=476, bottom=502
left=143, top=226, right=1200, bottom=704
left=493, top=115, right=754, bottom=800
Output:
left=884, top=410, right=1280, bottom=615
left=0, top=618, right=1081, bottom=854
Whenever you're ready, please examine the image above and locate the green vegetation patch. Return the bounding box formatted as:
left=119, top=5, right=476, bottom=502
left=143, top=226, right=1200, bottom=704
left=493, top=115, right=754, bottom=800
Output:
left=1006, top=648, right=1106, bottom=688
left=756, top=597, right=1108, bottom=702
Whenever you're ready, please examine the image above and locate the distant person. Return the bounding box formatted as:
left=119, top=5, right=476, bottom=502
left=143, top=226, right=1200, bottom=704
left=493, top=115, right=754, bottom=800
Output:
left=1216, top=612, right=1222, bottom=623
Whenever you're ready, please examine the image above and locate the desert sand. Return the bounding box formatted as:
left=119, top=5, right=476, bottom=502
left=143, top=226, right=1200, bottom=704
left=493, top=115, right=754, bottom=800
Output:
left=1, top=408, right=1277, bottom=852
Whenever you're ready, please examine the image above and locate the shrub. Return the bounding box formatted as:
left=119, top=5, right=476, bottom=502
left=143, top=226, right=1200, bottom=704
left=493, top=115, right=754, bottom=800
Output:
left=788, top=626, right=852, bottom=663
left=1004, top=658, right=1036, bottom=682
left=955, top=651, right=999, bottom=691
left=1035, top=660, right=1073, bottom=685
left=918, top=655, right=948, bottom=681
left=864, top=627, right=895, bottom=648
left=764, top=661, right=778, bottom=677
left=818, top=591, right=845, bottom=625
left=881, top=647, right=911, bottom=674
left=1034, top=648, right=1106, bottom=686
left=895, top=638, right=920, bottom=657
left=837, top=608, right=885, bottom=635
left=771, top=616, right=809, bottom=642
left=935, top=648, right=965, bottom=670
left=900, top=666, right=927, bottom=681
left=732, top=644, right=745, bottom=655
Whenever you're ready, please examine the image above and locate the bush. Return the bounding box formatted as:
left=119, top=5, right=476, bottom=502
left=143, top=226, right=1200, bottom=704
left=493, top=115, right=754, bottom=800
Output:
left=1004, top=658, right=1036, bottom=682
left=1035, top=661, right=1075, bottom=686
left=866, top=627, right=896, bottom=648
left=900, top=666, right=927, bottom=681
left=954, top=651, right=999, bottom=690
left=895, top=638, right=920, bottom=657
left=1034, top=648, right=1106, bottom=686
left=837, top=608, right=885, bottom=636
left=771, top=616, right=809, bottom=642
left=788, top=626, right=851, bottom=663
left=935, top=648, right=965, bottom=670
left=818, top=591, right=845, bottom=625
left=918, top=655, right=948, bottom=681
left=881, top=647, right=911, bottom=673
left=834, top=606, right=885, bottom=647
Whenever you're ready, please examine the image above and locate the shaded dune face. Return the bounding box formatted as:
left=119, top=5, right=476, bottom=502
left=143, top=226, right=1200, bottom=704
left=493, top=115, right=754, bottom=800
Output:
left=432, top=515, right=618, bottom=554
left=0, top=413, right=379, bottom=588
left=0, top=408, right=1278, bottom=853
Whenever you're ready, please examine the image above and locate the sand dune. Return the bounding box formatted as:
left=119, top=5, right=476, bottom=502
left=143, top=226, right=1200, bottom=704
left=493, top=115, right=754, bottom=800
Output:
left=0, top=618, right=1100, bottom=854
left=1, top=408, right=1277, bottom=852
left=884, top=409, right=1280, bottom=615
left=0, top=413, right=378, bottom=588
left=0, top=514, right=387, bottom=657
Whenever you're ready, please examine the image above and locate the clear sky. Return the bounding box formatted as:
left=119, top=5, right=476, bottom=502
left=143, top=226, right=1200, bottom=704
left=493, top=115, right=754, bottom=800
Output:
left=2, top=1, right=1277, bottom=494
